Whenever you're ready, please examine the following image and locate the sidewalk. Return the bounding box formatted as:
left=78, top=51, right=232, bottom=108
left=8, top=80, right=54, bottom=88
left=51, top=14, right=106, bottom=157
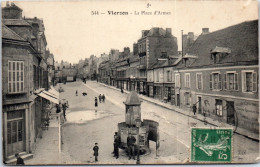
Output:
left=26, top=109, right=62, bottom=165
left=97, top=82, right=259, bottom=141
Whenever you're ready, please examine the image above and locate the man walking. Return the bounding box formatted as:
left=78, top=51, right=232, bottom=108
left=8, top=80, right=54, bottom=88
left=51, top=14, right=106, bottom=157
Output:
left=102, top=94, right=105, bottom=103
left=93, top=143, right=99, bottom=162
left=99, top=94, right=102, bottom=103
left=15, top=153, right=24, bottom=165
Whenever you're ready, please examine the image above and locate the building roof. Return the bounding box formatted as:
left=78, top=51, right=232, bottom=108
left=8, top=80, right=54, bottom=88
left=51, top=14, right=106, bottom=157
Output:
left=3, top=19, right=31, bottom=27
left=177, top=20, right=258, bottom=68
left=2, top=23, right=26, bottom=41
left=124, top=91, right=141, bottom=105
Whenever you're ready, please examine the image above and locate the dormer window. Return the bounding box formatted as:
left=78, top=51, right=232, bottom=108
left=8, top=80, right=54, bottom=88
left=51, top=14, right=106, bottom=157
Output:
left=211, top=46, right=231, bottom=64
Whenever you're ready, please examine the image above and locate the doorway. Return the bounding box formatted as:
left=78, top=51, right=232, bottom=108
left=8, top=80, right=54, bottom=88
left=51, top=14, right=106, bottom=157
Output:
left=167, top=87, right=171, bottom=102
left=176, top=94, right=180, bottom=106
left=227, top=101, right=235, bottom=125
left=198, top=96, right=202, bottom=114
left=7, top=110, right=25, bottom=156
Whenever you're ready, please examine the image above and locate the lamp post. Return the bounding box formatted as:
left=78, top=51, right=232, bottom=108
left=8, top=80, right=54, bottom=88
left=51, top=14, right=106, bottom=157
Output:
left=136, top=118, right=141, bottom=165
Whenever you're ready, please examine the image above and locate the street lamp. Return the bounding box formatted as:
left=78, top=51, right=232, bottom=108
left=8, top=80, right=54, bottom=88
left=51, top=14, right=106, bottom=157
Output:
left=136, top=118, right=142, bottom=165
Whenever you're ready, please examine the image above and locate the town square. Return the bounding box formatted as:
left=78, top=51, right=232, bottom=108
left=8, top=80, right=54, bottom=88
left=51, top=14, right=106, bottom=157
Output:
left=1, top=1, right=259, bottom=165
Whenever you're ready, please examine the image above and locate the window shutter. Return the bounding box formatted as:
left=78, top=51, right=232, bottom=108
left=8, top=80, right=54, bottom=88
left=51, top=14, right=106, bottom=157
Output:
left=218, top=73, right=222, bottom=90
left=253, top=72, right=257, bottom=92
left=242, top=72, right=246, bottom=92
left=235, top=73, right=238, bottom=91
left=210, top=74, right=213, bottom=89
left=223, top=73, right=227, bottom=90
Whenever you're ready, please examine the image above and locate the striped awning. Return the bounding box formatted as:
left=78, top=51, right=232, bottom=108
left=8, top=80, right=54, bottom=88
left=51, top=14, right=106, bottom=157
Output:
left=38, top=90, right=59, bottom=104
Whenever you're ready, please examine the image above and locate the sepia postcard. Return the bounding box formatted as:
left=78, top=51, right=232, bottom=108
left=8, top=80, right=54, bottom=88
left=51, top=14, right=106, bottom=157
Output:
left=1, top=0, right=259, bottom=165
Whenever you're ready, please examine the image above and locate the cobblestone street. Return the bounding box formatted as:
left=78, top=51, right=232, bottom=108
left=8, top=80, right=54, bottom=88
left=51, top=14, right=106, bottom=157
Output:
left=56, top=81, right=259, bottom=164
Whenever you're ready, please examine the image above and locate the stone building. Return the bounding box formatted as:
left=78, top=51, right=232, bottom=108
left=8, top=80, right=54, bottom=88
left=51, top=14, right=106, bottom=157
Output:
left=173, top=20, right=259, bottom=135
left=2, top=3, right=57, bottom=163
left=135, top=27, right=178, bottom=95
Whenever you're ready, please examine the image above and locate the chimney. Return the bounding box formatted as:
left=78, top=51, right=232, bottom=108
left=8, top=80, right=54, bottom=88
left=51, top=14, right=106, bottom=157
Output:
left=202, top=28, right=209, bottom=35
left=166, top=28, right=172, bottom=35
left=6, top=1, right=10, bottom=6
left=188, top=32, right=194, bottom=41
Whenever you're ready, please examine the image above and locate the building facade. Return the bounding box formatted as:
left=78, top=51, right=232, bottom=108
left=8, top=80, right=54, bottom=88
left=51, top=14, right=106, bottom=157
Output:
left=173, top=20, right=259, bottom=134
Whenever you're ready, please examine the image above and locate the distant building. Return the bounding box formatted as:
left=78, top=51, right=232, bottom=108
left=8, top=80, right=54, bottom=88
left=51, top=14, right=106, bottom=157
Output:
left=134, top=27, right=178, bottom=95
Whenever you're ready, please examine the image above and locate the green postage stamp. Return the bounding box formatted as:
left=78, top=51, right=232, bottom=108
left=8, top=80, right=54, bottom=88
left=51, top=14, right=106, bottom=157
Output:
left=191, top=128, right=233, bottom=163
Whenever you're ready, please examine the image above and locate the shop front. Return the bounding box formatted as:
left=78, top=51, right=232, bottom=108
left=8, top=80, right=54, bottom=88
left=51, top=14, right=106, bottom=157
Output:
left=163, top=83, right=175, bottom=105
left=3, top=102, right=30, bottom=160
left=147, top=82, right=154, bottom=97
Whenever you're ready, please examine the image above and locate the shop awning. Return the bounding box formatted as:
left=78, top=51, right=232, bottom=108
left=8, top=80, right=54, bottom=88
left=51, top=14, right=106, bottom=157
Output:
left=48, top=86, right=59, bottom=98
left=38, top=90, right=59, bottom=104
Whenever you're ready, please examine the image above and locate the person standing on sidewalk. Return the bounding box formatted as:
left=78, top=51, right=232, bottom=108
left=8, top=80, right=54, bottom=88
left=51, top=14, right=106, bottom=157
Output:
left=93, top=143, right=99, bottom=162
left=56, top=103, right=61, bottom=113
left=15, top=153, right=24, bottom=165
left=192, top=104, right=197, bottom=115
left=121, top=87, right=124, bottom=94
left=62, top=101, right=68, bottom=119
left=127, top=134, right=136, bottom=160
left=76, top=90, right=78, bottom=96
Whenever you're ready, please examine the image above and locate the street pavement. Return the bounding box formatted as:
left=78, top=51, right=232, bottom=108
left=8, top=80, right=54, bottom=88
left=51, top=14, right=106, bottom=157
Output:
left=25, top=80, right=260, bottom=165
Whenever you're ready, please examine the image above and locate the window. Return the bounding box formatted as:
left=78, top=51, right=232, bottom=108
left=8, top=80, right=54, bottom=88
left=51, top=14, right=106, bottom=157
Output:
left=8, top=61, right=24, bottom=93
left=210, top=72, right=221, bottom=90
left=215, top=99, right=223, bottom=116
left=167, top=71, right=172, bottom=82
left=224, top=72, right=238, bottom=91
left=184, top=73, right=190, bottom=88
left=196, top=73, right=203, bottom=89
left=184, top=92, right=190, bottom=106
left=156, top=70, right=159, bottom=82
left=242, top=71, right=257, bottom=92
left=175, top=74, right=180, bottom=87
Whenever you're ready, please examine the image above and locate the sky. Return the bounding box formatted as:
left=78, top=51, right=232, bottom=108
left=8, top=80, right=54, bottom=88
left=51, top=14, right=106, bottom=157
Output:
left=2, top=0, right=258, bottom=64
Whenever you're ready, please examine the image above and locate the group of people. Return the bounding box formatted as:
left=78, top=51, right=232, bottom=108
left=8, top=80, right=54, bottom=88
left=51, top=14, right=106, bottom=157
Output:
left=98, top=94, right=106, bottom=103
left=56, top=101, right=69, bottom=119
left=94, top=94, right=106, bottom=108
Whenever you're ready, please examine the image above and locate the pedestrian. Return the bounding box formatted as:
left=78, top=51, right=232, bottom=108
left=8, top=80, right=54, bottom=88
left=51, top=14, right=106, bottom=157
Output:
left=99, top=94, right=102, bottom=103
left=192, top=104, right=197, bottom=115
left=15, top=153, right=24, bottom=165
left=93, top=143, right=99, bottom=162
left=95, top=97, right=98, bottom=108
left=114, top=140, right=119, bottom=159
left=121, top=87, right=124, bottom=94
left=62, top=102, right=68, bottom=119
left=102, top=94, right=105, bottom=103
left=56, top=102, right=61, bottom=113
left=127, top=134, right=136, bottom=160
left=76, top=90, right=78, bottom=96
left=114, top=132, right=120, bottom=159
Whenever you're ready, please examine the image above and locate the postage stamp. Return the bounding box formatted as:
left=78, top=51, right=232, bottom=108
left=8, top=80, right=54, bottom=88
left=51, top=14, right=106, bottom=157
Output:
left=191, top=127, right=233, bottom=163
